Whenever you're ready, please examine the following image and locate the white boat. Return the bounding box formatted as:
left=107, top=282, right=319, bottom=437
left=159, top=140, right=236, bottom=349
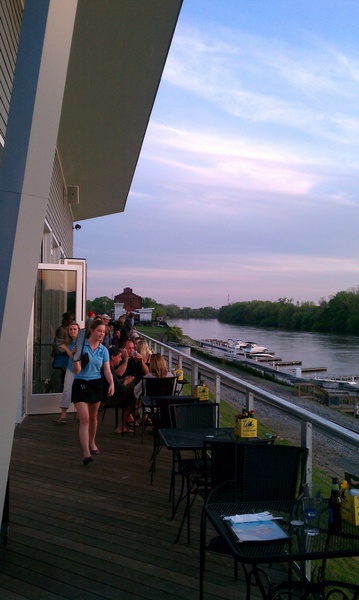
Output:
left=242, top=341, right=270, bottom=355
left=227, top=338, right=246, bottom=351
left=312, top=375, right=357, bottom=386
left=247, top=352, right=274, bottom=360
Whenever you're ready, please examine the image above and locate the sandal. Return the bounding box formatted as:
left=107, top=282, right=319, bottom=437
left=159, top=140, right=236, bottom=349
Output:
left=139, top=415, right=153, bottom=427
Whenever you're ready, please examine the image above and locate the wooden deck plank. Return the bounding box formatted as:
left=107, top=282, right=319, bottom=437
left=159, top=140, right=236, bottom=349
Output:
left=0, top=414, right=284, bottom=600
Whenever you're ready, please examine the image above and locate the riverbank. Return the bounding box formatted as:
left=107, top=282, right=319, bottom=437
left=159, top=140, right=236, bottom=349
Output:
left=167, top=318, right=359, bottom=379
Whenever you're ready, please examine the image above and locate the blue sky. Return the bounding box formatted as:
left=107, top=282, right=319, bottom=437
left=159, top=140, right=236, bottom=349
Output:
left=74, top=0, right=359, bottom=308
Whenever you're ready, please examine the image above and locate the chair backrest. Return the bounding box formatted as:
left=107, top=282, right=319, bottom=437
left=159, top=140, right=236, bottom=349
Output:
left=240, top=444, right=308, bottom=501
left=170, top=402, right=219, bottom=429
left=203, top=438, right=273, bottom=499
left=204, top=439, right=243, bottom=496
left=151, top=396, right=196, bottom=431
left=204, top=441, right=308, bottom=504
left=142, top=376, right=176, bottom=398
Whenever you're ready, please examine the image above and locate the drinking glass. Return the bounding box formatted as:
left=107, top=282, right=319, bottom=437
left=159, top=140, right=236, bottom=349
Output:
left=304, top=483, right=321, bottom=499
left=302, top=497, right=321, bottom=536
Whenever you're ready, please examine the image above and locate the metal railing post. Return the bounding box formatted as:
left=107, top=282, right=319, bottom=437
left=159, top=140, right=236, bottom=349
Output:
left=168, top=349, right=173, bottom=368
left=246, top=391, right=254, bottom=412
left=301, top=419, right=313, bottom=581
left=192, top=363, right=199, bottom=395
left=301, top=420, right=313, bottom=484
left=215, top=374, right=221, bottom=405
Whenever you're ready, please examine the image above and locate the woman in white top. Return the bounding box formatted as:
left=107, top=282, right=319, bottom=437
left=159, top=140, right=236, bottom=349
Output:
left=53, top=321, right=79, bottom=424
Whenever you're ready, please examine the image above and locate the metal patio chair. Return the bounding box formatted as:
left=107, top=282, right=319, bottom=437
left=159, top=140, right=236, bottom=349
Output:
left=199, top=444, right=309, bottom=599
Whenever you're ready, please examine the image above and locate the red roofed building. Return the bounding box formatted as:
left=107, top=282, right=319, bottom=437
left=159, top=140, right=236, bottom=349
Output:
left=114, top=287, right=142, bottom=312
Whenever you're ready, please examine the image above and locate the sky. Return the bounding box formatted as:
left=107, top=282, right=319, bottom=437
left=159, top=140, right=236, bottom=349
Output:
left=74, top=0, right=359, bottom=309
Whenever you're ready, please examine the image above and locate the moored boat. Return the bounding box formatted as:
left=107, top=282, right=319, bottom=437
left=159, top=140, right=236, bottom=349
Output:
left=241, top=341, right=270, bottom=355
left=312, top=375, right=357, bottom=386
left=247, top=352, right=275, bottom=360
left=227, top=338, right=246, bottom=351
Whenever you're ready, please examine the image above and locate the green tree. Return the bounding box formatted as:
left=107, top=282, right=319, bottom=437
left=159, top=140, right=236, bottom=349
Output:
left=87, top=296, right=114, bottom=316
left=165, top=304, right=181, bottom=318
left=142, top=297, right=157, bottom=308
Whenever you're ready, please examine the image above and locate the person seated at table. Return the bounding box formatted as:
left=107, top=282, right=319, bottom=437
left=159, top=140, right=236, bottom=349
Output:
left=115, top=339, right=149, bottom=426
left=148, top=353, right=173, bottom=379
left=115, top=339, right=148, bottom=381
left=136, top=339, right=151, bottom=365
left=133, top=353, right=174, bottom=400
left=102, top=347, right=135, bottom=434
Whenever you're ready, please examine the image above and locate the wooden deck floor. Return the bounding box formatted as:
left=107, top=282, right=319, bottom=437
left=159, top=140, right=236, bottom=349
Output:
left=0, top=413, right=286, bottom=600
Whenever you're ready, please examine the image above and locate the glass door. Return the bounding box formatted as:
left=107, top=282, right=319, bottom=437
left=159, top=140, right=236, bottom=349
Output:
left=25, top=261, right=86, bottom=415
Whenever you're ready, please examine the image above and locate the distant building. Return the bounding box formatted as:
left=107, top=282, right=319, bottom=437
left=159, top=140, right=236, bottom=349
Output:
left=136, top=308, right=154, bottom=323
left=114, top=287, right=142, bottom=312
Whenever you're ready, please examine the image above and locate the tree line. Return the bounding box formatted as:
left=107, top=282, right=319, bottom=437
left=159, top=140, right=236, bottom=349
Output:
left=86, top=296, right=219, bottom=320
left=217, top=289, right=359, bottom=334
left=87, top=288, right=359, bottom=334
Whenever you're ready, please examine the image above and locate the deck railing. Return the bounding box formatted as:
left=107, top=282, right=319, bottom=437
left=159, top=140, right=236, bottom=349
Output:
left=143, top=333, right=359, bottom=584
left=143, top=334, right=359, bottom=481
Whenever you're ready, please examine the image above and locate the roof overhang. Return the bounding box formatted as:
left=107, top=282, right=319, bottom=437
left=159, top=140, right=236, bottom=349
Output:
left=57, top=0, right=182, bottom=221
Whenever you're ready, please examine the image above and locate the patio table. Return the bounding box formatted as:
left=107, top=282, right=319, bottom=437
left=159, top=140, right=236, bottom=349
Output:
left=159, top=428, right=275, bottom=542
left=141, top=393, right=194, bottom=409
left=158, top=426, right=237, bottom=451
left=158, top=428, right=236, bottom=525
left=200, top=497, right=359, bottom=600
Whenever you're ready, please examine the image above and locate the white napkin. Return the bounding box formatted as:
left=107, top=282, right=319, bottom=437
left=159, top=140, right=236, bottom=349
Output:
left=225, top=511, right=275, bottom=523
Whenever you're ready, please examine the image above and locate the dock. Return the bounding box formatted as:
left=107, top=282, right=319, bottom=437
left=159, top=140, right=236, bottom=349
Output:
left=199, top=339, right=324, bottom=372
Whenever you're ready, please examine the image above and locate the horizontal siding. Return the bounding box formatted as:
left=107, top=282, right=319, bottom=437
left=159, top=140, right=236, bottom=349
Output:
left=0, top=1, right=75, bottom=263
left=46, top=151, right=74, bottom=259
left=0, top=0, right=23, bottom=143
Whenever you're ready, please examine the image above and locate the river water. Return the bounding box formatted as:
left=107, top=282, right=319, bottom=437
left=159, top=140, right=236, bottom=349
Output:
left=168, top=319, right=359, bottom=379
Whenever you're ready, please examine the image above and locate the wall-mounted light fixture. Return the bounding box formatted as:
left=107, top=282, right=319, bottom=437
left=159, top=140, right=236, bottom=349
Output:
left=73, top=224, right=81, bottom=231
left=67, top=185, right=80, bottom=204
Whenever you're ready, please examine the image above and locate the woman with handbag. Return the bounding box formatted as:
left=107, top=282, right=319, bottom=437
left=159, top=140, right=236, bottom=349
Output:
left=53, top=321, right=80, bottom=424
left=50, top=311, right=75, bottom=391
left=72, top=319, right=114, bottom=465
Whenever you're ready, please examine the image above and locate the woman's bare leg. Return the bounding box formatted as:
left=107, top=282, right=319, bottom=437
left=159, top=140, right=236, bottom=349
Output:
left=75, top=402, right=91, bottom=458
left=88, top=402, right=100, bottom=451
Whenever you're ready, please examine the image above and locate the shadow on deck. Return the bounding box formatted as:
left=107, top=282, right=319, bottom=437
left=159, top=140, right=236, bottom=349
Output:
left=0, top=413, right=286, bottom=599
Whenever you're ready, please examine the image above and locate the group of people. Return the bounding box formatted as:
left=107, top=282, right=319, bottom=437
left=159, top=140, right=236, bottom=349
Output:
left=86, top=311, right=137, bottom=349
left=52, top=311, right=174, bottom=464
